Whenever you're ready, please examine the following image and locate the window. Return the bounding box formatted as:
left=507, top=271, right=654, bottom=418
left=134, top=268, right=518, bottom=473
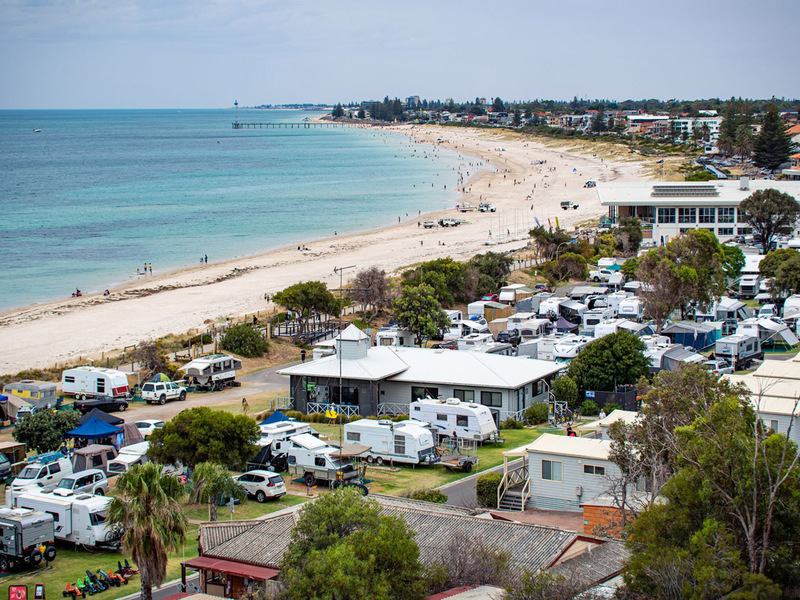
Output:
left=542, top=459, right=562, bottom=482
left=314, top=457, right=326, bottom=467
left=436, top=413, right=447, bottom=422
left=737, top=227, right=752, bottom=235
left=412, top=386, right=438, bottom=402
left=680, top=228, right=692, bottom=234
left=718, top=227, right=734, bottom=236
left=346, top=432, right=361, bottom=442
left=64, top=376, right=75, bottom=383
left=97, top=379, right=105, bottom=394
left=413, top=406, right=420, bottom=412
left=657, top=208, right=676, bottom=224
left=92, top=455, right=103, bottom=467
left=453, top=389, right=474, bottom=402
left=698, top=207, right=715, bottom=223
left=480, top=391, right=502, bottom=407
left=251, top=475, right=264, bottom=483
left=48, top=463, right=61, bottom=475
left=394, top=435, right=406, bottom=455
left=583, top=464, right=606, bottom=476
left=678, top=207, right=696, bottom=224
left=718, top=207, right=735, bottom=223
left=770, top=419, right=779, bottom=431
left=456, top=415, right=468, bottom=427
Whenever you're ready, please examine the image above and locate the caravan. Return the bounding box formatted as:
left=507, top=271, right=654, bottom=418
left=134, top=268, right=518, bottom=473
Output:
left=283, top=433, right=359, bottom=487
left=409, top=398, right=499, bottom=442
left=61, top=367, right=131, bottom=400
left=344, top=420, right=438, bottom=465
left=180, top=354, right=242, bottom=391
left=374, top=327, right=415, bottom=347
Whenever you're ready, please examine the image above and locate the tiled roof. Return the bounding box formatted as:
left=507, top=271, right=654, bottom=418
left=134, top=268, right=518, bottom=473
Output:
left=199, top=520, right=260, bottom=555
left=551, top=540, right=629, bottom=587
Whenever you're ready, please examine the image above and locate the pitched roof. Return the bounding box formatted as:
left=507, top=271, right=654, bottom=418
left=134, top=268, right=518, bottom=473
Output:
left=337, top=324, right=369, bottom=341
left=551, top=540, right=629, bottom=587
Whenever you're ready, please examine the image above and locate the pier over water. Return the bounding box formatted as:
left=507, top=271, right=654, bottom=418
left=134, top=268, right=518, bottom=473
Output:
left=231, top=122, right=346, bottom=129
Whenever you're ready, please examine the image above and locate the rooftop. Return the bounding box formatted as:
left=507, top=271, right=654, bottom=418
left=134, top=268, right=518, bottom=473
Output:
left=597, top=180, right=800, bottom=207
left=511, top=433, right=612, bottom=461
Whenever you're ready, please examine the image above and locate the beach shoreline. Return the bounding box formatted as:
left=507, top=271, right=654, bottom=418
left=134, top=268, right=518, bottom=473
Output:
left=0, top=125, right=646, bottom=375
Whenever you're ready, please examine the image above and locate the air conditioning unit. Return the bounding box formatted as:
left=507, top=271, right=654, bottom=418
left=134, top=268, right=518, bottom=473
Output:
left=740, top=176, right=750, bottom=191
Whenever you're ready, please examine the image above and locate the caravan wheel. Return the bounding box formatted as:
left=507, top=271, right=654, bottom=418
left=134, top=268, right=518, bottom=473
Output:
left=375, top=457, right=384, bottom=466
left=366, top=456, right=375, bottom=464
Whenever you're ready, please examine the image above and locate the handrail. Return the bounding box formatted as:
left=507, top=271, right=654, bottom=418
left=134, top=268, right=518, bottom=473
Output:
left=497, top=462, right=528, bottom=508
left=306, top=402, right=360, bottom=417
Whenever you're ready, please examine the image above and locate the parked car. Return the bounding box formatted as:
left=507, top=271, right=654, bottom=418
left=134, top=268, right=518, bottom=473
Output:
left=481, top=294, right=499, bottom=302
left=589, top=268, right=616, bottom=283
left=702, top=359, right=734, bottom=376
left=496, top=330, right=520, bottom=344
left=8, top=457, right=74, bottom=499
left=134, top=419, right=166, bottom=438
left=51, top=469, right=109, bottom=496
left=140, top=381, right=187, bottom=405
left=561, top=201, right=579, bottom=210
left=73, top=395, right=128, bottom=413
left=233, top=470, right=286, bottom=503
left=534, top=283, right=549, bottom=292
left=422, top=221, right=437, bottom=229
left=479, top=203, right=496, bottom=212
left=0, top=454, right=12, bottom=483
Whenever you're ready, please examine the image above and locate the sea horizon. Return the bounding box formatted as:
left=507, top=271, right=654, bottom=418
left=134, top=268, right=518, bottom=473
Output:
left=0, top=109, right=473, bottom=312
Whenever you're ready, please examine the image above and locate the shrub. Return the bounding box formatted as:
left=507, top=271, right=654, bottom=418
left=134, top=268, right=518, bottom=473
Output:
left=184, top=333, right=212, bottom=348
left=220, top=324, right=269, bottom=358
left=604, top=402, right=622, bottom=414
left=552, top=375, right=579, bottom=409
left=525, top=402, right=549, bottom=425
left=391, top=414, right=409, bottom=422
left=408, top=489, right=448, bottom=504
left=501, top=418, right=524, bottom=430
left=476, top=473, right=503, bottom=508
left=284, top=410, right=304, bottom=421
left=581, top=399, right=600, bottom=416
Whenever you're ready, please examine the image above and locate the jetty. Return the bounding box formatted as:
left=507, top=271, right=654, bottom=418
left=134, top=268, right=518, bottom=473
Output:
left=232, top=122, right=347, bottom=129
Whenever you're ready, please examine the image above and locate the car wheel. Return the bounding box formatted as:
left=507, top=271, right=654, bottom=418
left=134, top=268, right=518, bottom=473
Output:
left=95, top=488, right=105, bottom=496
left=304, top=472, right=316, bottom=486
left=179, top=391, right=186, bottom=401
left=593, top=277, right=600, bottom=282
left=0, top=556, right=8, bottom=572
left=159, top=395, right=166, bottom=405
left=256, top=490, right=267, bottom=503
left=118, top=403, right=127, bottom=412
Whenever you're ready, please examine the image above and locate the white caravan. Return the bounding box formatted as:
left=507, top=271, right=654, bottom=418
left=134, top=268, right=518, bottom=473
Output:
left=12, top=489, right=121, bottom=548
left=258, top=421, right=316, bottom=446
left=409, top=398, right=499, bottom=442
left=617, top=297, right=643, bottom=321
left=180, top=354, right=242, bottom=391
left=374, top=327, right=415, bottom=347
left=538, top=297, right=566, bottom=318
left=344, top=420, right=438, bottom=465
left=61, top=367, right=131, bottom=400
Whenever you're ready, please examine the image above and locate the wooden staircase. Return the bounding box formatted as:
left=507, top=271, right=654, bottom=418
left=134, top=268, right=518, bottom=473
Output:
left=497, top=460, right=530, bottom=512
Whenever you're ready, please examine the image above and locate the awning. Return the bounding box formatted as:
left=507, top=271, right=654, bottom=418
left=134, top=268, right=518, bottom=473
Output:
left=183, top=556, right=279, bottom=581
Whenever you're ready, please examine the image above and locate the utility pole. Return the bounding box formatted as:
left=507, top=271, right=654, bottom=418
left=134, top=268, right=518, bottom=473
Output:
left=333, top=265, right=356, bottom=458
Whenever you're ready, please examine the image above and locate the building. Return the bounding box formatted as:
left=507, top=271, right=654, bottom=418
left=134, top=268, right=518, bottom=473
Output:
left=784, top=152, right=800, bottom=180
left=577, top=410, right=639, bottom=440
left=597, top=179, right=800, bottom=244
left=498, top=433, right=621, bottom=512
left=277, top=325, right=562, bottom=421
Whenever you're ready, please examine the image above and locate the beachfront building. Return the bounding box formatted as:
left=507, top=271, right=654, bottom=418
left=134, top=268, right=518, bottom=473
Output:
left=596, top=179, right=800, bottom=245
left=784, top=153, right=800, bottom=180
left=277, top=325, right=562, bottom=422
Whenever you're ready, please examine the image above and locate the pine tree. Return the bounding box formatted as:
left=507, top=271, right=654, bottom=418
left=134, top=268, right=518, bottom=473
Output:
left=717, top=97, right=739, bottom=157
left=753, top=103, right=793, bottom=171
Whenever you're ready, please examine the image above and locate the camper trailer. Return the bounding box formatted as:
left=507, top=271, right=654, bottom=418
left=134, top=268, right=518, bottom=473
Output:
left=738, top=275, right=760, bottom=299
left=409, top=398, right=499, bottom=442
left=180, top=354, right=242, bottom=391
left=553, top=336, right=593, bottom=363
left=12, top=489, right=121, bottom=548
left=343, top=420, right=438, bottom=465
left=61, top=367, right=131, bottom=400
left=515, top=319, right=551, bottom=341
left=107, top=442, right=150, bottom=475
left=374, top=327, right=415, bottom=347
left=618, top=297, right=643, bottom=321
left=715, top=334, right=762, bottom=370
left=283, top=433, right=359, bottom=487
left=0, top=508, right=57, bottom=571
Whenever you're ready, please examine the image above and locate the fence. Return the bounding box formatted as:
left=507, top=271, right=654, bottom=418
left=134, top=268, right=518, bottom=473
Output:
left=306, top=402, right=360, bottom=417
left=586, top=385, right=640, bottom=412
left=377, top=403, right=409, bottom=417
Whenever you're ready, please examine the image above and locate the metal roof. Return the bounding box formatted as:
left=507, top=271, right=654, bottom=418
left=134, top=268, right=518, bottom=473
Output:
left=597, top=180, right=800, bottom=207
left=518, top=433, right=612, bottom=461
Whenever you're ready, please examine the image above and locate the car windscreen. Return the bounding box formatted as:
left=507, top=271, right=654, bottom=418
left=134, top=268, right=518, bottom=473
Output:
left=56, top=478, right=75, bottom=489
left=108, top=463, right=126, bottom=473
left=17, top=467, right=40, bottom=479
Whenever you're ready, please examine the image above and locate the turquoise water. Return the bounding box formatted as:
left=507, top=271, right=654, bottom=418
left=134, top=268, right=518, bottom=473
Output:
left=0, top=109, right=467, bottom=311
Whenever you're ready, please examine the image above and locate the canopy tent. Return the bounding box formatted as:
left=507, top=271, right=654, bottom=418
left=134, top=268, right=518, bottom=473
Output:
left=555, top=317, right=579, bottom=332
left=78, top=407, right=124, bottom=426
left=260, top=410, right=291, bottom=426
left=65, top=417, right=123, bottom=440
left=150, top=373, right=171, bottom=382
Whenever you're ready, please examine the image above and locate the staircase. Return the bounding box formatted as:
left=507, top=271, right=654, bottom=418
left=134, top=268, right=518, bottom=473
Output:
left=497, top=461, right=530, bottom=512
left=498, top=488, right=527, bottom=511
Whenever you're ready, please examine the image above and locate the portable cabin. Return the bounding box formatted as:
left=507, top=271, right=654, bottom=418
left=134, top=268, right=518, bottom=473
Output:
left=2, top=381, right=57, bottom=412
left=374, top=327, right=415, bottom=347
left=715, top=334, right=762, bottom=370
left=180, top=354, right=242, bottom=390
left=738, top=275, right=760, bottom=299
left=661, top=321, right=720, bottom=350
left=61, top=367, right=131, bottom=400
left=409, top=398, right=499, bottom=442
left=343, top=419, right=438, bottom=465
left=617, top=297, right=643, bottom=321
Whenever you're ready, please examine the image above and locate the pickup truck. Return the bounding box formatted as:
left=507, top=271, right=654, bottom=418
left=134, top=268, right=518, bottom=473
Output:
left=588, top=268, right=616, bottom=282
left=458, top=204, right=478, bottom=212
left=422, top=221, right=437, bottom=229
left=479, top=204, right=496, bottom=212
left=561, top=201, right=579, bottom=210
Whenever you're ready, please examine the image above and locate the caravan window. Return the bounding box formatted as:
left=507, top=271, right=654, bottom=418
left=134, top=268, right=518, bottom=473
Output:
left=346, top=432, right=361, bottom=442
left=436, top=414, right=447, bottom=422
left=97, top=379, right=105, bottom=394
left=394, top=435, right=406, bottom=455
left=314, top=457, right=326, bottom=467
left=453, top=389, right=474, bottom=402
left=64, top=376, right=75, bottom=383
left=456, top=415, right=468, bottom=427
left=90, top=511, right=108, bottom=526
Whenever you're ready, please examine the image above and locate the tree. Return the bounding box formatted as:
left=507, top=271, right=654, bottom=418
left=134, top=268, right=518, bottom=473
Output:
left=621, top=257, right=638, bottom=279
left=273, top=281, right=339, bottom=343
left=613, top=216, right=643, bottom=254
left=220, top=324, right=269, bottom=358
left=759, top=248, right=799, bottom=279
left=351, top=267, right=391, bottom=323
left=492, top=97, right=505, bottom=113
left=590, top=105, right=606, bottom=133
left=753, top=103, right=793, bottom=171
left=734, top=124, right=754, bottom=161
left=551, top=375, right=578, bottom=409
left=392, top=283, right=450, bottom=346
left=132, top=341, right=174, bottom=379
left=357, top=108, right=366, bottom=119
left=529, top=227, right=572, bottom=262
left=722, top=244, right=746, bottom=280
left=281, top=488, right=425, bottom=600
left=772, top=251, right=800, bottom=296
left=513, top=109, right=521, bottom=127
left=567, top=330, right=649, bottom=395
left=331, top=103, right=345, bottom=118
left=425, top=531, right=510, bottom=594
left=13, top=409, right=80, bottom=453
left=540, top=253, right=588, bottom=288
left=148, top=407, right=260, bottom=470
left=190, top=462, right=247, bottom=521
left=107, top=463, right=187, bottom=600
left=717, top=97, right=739, bottom=157
left=739, top=189, right=800, bottom=254
left=401, top=258, right=468, bottom=306
left=468, top=252, right=513, bottom=294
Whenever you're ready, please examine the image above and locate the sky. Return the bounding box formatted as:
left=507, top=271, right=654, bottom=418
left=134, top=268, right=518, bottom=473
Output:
left=0, top=0, right=798, bottom=109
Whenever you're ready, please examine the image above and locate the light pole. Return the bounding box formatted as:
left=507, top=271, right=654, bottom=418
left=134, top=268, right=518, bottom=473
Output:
left=333, top=265, right=356, bottom=458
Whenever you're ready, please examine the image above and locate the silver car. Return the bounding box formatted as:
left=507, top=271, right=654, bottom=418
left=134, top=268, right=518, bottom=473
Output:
left=52, top=469, right=109, bottom=496
left=233, top=470, right=286, bottom=503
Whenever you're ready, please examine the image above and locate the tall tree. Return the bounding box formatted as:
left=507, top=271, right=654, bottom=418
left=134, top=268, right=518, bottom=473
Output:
left=591, top=105, right=606, bottom=132
left=567, top=330, right=650, bottom=395
left=613, top=216, right=643, bottom=253
left=392, top=283, right=450, bottom=346
left=492, top=97, right=505, bottom=112
left=772, top=251, right=800, bottom=296
left=717, top=97, right=739, bottom=157
left=351, top=266, right=391, bottom=323
left=331, top=103, right=344, bottom=118
left=753, top=103, right=793, bottom=171
left=190, top=462, right=247, bottom=521
left=540, top=252, right=588, bottom=288
left=738, top=189, right=800, bottom=254
left=108, top=463, right=187, bottom=600
left=274, top=280, right=340, bottom=343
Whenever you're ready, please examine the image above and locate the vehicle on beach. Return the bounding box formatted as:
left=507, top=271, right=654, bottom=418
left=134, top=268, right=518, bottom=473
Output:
left=438, top=218, right=460, bottom=227
left=179, top=354, right=242, bottom=391
left=479, top=203, right=496, bottom=212
left=140, top=380, right=187, bottom=405
left=561, top=201, right=580, bottom=210
left=73, top=394, right=129, bottom=414
left=584, top=180, right=597, bottom=188
left=458, top=204, right=478, bottom=212
left=422, top=221, right=437, bottom=229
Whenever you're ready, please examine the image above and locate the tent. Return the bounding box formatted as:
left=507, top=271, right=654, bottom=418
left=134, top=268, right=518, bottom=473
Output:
left=78, top=407, right=124, bottom=426
left=0, top=394, right=32, bottom=420
left=122, top=422, right=145, bottom=446
left=72, top=444, right=118, bottom=473
left=65, top=417, right=123, bottom=440
left=555, top=317, right=579, bottom=332
left=260, top=410, right=291, bottom=426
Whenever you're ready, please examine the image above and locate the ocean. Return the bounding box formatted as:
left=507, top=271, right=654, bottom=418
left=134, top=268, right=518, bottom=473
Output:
left=0, top=109, right=468, bottom=312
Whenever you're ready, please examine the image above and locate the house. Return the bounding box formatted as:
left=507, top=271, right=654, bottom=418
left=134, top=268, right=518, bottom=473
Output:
left=596, top=179, right=800, bottom=244
left=783, top=153, right=800, bottom=180
left=182, top=494, right=626, bottom=599
left=277, top=325, right=562, bottom=422
left=577, top=410, right=639, bottom=440
left=498, top=433, right=621, bottom=512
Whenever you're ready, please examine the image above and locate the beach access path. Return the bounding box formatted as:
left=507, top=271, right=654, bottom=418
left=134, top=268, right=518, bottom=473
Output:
left=0, top=125, right=645, bottom=375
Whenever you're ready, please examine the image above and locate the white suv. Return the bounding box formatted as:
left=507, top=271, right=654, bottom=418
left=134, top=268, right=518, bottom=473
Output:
left=233, top=470, right=286, bottom=503
left=141, top=381, right=187, bottom=405
left=53, top=469, right=109, bottom=496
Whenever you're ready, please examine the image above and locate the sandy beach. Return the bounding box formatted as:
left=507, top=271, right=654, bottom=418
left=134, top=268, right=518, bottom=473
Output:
left=0, top=125, right=646, bottom=375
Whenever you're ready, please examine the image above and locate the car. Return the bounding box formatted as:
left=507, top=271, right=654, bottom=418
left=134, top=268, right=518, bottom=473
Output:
left=422, top=221, right=437, bottom=229
left=534, top=283, right=549, bottom=292
left=702, top=359, right=734, bottom=376
left=72, top=395, right=128, bottom=413
left=589, top=268, right=616, bottom=283
left=481, top=294, right=499, bottom=302
left=496, top=330, right=521, bottom=344
left=135, top=419, right=166, bottom=438
left=0, top=454, right=12, bottom=483
left=561, top=201, right=580, bottom=210
left=584, top=180, right=597, bottom=188
left=140, top=381, right=187, bottom=405
left=479, top=203, right=496, bottom=212
left=233, top=470, right=286, bottom=503
left=50, top=469, right=109, bottom=496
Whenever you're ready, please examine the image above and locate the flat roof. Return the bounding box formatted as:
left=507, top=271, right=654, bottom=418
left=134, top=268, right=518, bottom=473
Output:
left=577, top=410, right=639, bottom=433
left=518, top=433, right=611, bottom=461
left=597, top=180, right=800, bottom=207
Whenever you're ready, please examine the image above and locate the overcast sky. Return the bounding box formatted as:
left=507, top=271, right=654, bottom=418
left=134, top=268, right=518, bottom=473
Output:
left=1, top=0, right=797, bottom=109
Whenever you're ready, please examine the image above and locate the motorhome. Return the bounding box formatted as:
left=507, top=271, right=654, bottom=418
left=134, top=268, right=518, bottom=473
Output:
left=618, top=297, right=643, bottom=321
left=180, top=354, right=242, bottom=391
left=284, top=433, right=359, bottom=487
left=715, top=334, right=762, bottom=370
left=61, top=367, right=131, bottom=400
left=409, top=398, right=499, bottom=442
left=374, top=326, right=415, bottom=347
left=738, top=275, right=760, bottom=299
left=107, top=442, right=150, bottom=475
left=0, top=508, right=57, bottom=571
left=12, top=489, right=121, bottom=548
left=343, top=420, right=438, bottom=465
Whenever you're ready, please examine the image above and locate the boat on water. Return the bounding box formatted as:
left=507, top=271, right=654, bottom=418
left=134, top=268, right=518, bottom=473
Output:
left=33, top=129, right=41, bottom=133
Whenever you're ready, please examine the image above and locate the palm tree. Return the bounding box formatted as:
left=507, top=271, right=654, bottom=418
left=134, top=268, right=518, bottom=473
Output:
left=191, top=462, right=247, bottom=521
left=108, top=463, right=187, bottom=600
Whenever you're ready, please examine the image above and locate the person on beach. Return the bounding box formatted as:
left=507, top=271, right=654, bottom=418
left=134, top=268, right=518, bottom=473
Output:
left=241, top=398, right=248, bottom=416
left=204, top=254, right=208, bottom=264
left=149, top=263, right=152, bottom=274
